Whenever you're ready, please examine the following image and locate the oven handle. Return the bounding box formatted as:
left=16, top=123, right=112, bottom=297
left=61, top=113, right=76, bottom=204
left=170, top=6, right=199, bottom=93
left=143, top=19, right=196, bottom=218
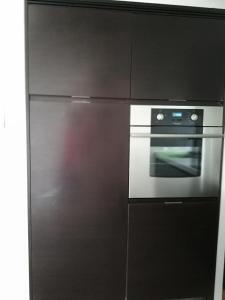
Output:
left=130, top=133, right=224, bottom=138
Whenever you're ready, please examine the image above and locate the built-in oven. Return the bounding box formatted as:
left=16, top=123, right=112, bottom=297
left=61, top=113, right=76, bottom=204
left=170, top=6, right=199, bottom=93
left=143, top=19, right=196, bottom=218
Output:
left=129, top=105, right=224, bottom=198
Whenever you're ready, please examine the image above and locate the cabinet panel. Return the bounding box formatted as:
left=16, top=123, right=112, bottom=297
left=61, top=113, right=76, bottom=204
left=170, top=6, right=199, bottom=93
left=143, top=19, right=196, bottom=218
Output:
left=30, top=99, right=129, bottom=300
left=131, top=14, right=225, bottom=101
left=127, top=201, right=219, bottom=300
left=28, top=5, right=131, bottom=98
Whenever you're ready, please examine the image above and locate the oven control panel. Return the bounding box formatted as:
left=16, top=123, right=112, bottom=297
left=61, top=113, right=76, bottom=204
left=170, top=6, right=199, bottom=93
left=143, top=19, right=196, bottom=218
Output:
left=152, top=108, right=203, bottom=126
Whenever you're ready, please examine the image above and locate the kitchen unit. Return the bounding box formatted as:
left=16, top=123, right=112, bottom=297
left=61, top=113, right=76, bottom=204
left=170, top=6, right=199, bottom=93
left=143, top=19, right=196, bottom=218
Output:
left=26, top=1, right=225, bottom=300
left=128, top=105, right=223, bottom=299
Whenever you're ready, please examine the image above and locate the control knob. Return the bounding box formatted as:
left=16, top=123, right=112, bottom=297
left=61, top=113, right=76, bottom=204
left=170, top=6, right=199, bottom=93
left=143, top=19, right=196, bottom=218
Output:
left=156, top=113, right=164, bottom=121
left=191, top=113, right=198, bottom=121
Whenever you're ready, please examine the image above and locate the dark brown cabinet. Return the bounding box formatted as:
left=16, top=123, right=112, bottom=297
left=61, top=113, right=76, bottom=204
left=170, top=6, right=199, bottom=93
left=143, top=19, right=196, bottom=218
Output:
left=28, top=5, right=131, bottom=98
left=28, top=4, right=225, bottom=101
left=30, top=98, right=129, bottom=300
left=27, top=3, right=224, bottom=300
left=127, top=200, right=219, bottom=300
left=131, top=13, right=225, bottom=101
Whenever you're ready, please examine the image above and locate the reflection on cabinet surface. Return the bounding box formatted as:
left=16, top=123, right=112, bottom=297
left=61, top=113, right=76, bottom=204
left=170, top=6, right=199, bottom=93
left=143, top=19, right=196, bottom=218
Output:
left=127, top=200, right=219, bottom=300
left=28, top=5, right=131, bottom=98
left=131, top=13, right=225, bottom=101
left=30, top=99, right=129, bottom=300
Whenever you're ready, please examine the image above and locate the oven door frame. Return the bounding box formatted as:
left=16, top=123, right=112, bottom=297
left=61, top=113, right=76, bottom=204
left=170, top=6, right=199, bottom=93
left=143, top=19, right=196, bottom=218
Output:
left=129, top=126, right=223, bottom=199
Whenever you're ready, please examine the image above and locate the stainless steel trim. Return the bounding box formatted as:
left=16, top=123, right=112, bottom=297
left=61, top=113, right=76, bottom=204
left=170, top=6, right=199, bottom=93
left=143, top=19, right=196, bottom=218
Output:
left=168, top=99, right=187, bottom=102
left=130, top=105, right=223, bottom=127
left=130, top=133, right=224, bottom=138
left=164, top=201, right=183, bottom=205
left=72, top=100, right=91, bottom=104
left=71, top=95, right=90, bottom=98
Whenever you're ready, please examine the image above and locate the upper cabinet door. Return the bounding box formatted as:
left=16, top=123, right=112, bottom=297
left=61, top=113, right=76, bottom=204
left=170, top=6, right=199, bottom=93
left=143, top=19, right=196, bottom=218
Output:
left=131, top=13, right=225, bottom=101
left=28, top=5, right=131, bottom=98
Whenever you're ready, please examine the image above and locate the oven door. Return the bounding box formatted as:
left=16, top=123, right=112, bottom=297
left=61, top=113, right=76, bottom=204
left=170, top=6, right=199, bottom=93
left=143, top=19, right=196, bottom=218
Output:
left=129, top=126, right=223, bottom=198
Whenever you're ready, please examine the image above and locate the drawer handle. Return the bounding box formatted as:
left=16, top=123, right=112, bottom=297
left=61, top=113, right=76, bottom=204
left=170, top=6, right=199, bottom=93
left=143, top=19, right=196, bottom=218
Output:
left=130, top=133, right=223, bottom=138
left=164, top=201, right=183, bottom=205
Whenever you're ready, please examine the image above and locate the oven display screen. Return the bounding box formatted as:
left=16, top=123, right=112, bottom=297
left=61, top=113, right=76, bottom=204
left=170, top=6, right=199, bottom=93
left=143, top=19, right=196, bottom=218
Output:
left=172, top=112, right=182, bottom=118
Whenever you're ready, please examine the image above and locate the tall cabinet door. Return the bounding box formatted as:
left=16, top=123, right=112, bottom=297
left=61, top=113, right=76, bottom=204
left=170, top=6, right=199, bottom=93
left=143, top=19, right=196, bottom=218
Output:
left=131, top=13, right=225, bottom=101
left=127, top=201, right=219, bottom=300
left=28, top=5, right=131, bottom=98
left=30, top=99, right=129, bottom=300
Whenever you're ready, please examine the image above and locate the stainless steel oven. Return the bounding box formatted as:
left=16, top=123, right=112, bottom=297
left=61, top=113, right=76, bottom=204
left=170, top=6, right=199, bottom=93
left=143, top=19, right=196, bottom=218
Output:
left=129, top=105, right=224, bottom=198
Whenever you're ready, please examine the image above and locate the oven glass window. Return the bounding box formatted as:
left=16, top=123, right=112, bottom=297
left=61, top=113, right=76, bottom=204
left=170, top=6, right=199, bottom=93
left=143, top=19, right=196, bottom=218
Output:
left=150, top=138, right=202, bottom=178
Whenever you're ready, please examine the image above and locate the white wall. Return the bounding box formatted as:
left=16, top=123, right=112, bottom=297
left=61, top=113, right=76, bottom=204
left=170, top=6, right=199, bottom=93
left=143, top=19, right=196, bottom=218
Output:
left=216, top=150, right=225, bottom=300
left=116, top=0, right=225, bottom=9
left=1, top=1, right=29, bottom=300
left=1, top=1, right=225, bottom=299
